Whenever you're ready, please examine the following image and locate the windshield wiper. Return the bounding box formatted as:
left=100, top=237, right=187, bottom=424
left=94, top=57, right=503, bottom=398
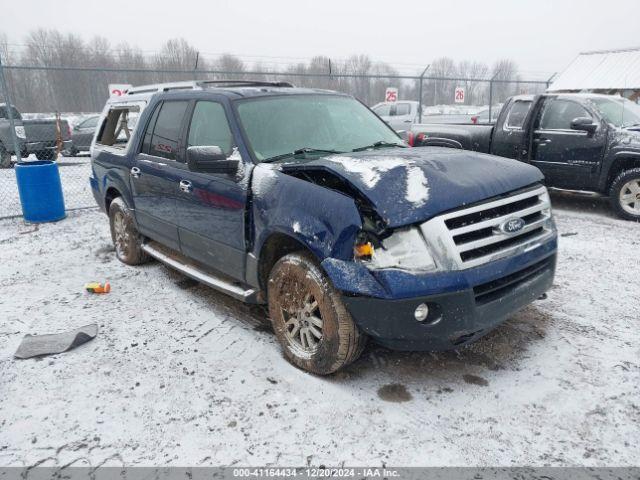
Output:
left=623, top=123, right=640, bottom=129
left=262, top=147, right=344, bottom=163
left=351, top=140, right=406, bottom=152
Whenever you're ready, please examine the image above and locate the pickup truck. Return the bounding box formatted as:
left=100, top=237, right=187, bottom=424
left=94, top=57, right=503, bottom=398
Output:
left=0, top=103, right=72, bottom=167
left=410, top=93, right=640, bottom=221
left=90, top=81, right=558, bottom=374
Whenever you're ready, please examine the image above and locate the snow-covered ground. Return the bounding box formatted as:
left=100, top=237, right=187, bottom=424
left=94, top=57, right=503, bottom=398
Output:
left=0, top=193, right=638, bottom=467
left=0, top=156, right=95, bottom=218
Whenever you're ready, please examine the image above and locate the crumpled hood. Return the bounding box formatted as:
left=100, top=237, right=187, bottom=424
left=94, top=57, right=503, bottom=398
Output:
left=283, top=147, right=544, bottom=228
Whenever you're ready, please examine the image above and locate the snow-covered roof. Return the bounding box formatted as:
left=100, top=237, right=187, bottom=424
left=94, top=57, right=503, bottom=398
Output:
left=548, top=47, right=640, bottom=91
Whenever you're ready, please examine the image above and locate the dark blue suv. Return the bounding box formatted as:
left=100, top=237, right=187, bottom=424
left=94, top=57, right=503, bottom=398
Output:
left=90, top=81, right=558, bottom=374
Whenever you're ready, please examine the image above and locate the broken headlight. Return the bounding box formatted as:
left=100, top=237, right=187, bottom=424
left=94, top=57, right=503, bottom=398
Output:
left=354, top=227, right=437, bottom=272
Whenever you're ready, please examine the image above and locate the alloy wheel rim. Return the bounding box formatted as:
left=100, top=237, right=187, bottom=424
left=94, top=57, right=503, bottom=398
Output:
left=113, top=212, right=129, bottom=257
left=282, top=292, right=324, bottom=353
left=619, top=179, right=640, bottom=215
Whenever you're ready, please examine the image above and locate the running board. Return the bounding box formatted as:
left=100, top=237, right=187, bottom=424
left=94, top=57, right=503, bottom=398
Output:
left=141, top=241, right=259, bottom=303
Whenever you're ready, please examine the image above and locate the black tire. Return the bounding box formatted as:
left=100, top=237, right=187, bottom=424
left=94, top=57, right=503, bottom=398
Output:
left=108, top=197, right=150, bottom=265
left=68, top=146, right=79, bottom=157
left=609, top=168, right=640, bottom=221
left=267, top=251, right=367, bottom=375
left=35, top=150, right=56, bottom=161
left=0, top=145, right=12, bottom=169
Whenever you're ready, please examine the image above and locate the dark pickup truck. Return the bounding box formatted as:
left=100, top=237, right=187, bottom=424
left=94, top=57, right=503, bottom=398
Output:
left=410, top=93, right=640, bottom=220
left=0, top=103, right=72, bottom=168
left=91, top=80, right=557, bottom=374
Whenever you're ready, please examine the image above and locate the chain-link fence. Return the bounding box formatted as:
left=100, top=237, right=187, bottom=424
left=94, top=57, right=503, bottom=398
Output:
left=0, top=62, right=552, bottom=219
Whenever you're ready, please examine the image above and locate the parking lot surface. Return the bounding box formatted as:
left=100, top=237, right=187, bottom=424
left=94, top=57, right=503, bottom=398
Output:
left=0, top=193, right=638, bottom=466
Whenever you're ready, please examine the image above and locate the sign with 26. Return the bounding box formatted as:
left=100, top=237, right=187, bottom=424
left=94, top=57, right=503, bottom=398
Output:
left=454, top=87, right=465, bottom=103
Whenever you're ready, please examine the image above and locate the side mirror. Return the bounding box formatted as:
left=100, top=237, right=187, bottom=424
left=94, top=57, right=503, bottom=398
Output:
left=186, top=146, right=238, bottom=174
left=571, top=117, right=598, bottom=134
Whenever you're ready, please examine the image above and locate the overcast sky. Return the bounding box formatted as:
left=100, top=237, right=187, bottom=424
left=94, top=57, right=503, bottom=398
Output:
left=3, top=0, right=639, bottom=77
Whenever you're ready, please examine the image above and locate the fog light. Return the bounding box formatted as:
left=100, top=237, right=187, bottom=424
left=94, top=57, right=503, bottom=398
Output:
left=414, top=303, right=429, bottom=322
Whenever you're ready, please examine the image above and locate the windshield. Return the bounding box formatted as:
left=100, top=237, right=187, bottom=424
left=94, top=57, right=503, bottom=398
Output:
left=589, top=96, right=640, bottom=128
left=236, top=94, right=403, bottom=161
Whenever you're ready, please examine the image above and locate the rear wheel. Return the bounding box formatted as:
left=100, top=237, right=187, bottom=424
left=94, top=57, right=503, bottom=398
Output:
left=108, top=197, right=150, bottom=265
left=35, top=150, right=56, bottom=161
left=267, top=252, right=366, bottom=375
left=610, top=168, right=640, bottom=221
left=0, top=145, right=12, bottom=168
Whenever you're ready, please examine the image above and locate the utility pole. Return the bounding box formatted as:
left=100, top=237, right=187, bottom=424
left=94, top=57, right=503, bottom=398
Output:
left=418, top=64, right=430, bottom=124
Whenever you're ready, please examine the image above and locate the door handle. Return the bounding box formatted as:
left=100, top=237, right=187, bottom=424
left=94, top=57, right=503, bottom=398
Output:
left=179, top=180, right=193, bottom=193
left=130, top=167, right=141, bottom=178
left=534, top=138, right=551, bottom=145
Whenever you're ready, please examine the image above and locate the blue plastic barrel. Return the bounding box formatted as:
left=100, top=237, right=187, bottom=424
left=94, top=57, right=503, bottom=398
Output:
left=15, top=161, right=66, bottom=223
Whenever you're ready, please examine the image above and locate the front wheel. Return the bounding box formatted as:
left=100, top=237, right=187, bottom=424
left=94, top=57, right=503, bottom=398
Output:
left=267, top=252, right=367, bottom=375
left=0, top=145, right=12, bottom=169
left=108, top=197, right=150, bottom=265
left=610, top=168, right=640, bottom=221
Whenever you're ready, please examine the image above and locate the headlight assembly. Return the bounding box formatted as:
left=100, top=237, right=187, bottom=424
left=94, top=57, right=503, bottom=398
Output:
left=354, top=227, right=437, bottom=272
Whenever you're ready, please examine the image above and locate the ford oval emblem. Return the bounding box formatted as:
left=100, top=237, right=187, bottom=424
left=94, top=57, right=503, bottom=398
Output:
left=500, top=217, right=526, bottom=235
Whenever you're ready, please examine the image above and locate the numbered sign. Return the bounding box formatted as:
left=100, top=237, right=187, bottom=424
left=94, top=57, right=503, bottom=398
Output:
left=385, top=87, right=398, bottom=103
left=109, top=84, right=133, bottom=97
left=454, top=87, right=465, bottom=103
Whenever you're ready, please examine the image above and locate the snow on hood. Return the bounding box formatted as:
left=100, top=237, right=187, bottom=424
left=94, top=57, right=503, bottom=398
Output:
left=284, top=147, right=544, bottom=228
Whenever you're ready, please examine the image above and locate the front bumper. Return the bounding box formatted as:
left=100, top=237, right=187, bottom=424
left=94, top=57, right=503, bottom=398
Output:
left=322, top=237, right=558, bottom=351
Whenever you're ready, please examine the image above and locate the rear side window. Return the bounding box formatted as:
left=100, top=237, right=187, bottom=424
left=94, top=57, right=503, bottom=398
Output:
left=146, top=101, right=189, bottom=160
left=187, top=101, right=234, bottom=155
left=505, top=100, right=531, bottom=129
left=539, top=99, right=591, bottom=130
left=96, top=105, right=140, bottom=150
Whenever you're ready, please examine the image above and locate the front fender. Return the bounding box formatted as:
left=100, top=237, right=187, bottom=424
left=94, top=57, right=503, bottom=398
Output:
left=251, top=164, right=362, bottom=262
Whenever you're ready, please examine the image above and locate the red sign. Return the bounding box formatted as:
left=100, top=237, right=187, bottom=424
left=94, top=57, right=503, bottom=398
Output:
left=454, top=87, right=465, bottom=103
left=385, top=87, right=398, bottom=103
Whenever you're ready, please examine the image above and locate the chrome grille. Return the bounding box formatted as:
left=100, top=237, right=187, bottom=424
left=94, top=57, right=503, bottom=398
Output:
left=420, top=185, right=554, bottom=270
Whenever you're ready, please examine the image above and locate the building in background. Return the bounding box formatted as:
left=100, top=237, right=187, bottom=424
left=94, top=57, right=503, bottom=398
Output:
left=548, top=46, right=640, bottom=102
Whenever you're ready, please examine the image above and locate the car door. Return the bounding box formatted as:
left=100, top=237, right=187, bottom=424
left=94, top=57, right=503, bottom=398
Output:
left=372, top=103, right=392, bottom=125
left=490, top=99, right=531, bottom=159
left=73, top=116, right=99, bottom=149
left=388, top=102, right=413, bottom=131
left=130, top=100, right=189, bottom=251
left=531, top=98, right=606, bottom=190
left=175, top=99, right=249, bottom=279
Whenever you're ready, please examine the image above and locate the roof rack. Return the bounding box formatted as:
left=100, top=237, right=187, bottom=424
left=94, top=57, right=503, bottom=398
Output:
left=197, top=80, right=295, bottom=88
left=125, top=80, right=294, bottom=96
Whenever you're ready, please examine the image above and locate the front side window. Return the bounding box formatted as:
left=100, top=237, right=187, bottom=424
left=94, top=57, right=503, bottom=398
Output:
left=539, top=99, right=591, bottom=130
left=505, top=100, right=532, bottom=129
left=0, top=105, right=22, bottom=120
left=147, top=101, right=189, bottom=160
left=237, top=95, right=401, bottom=162
left=187, top=101, right=233, bottom=155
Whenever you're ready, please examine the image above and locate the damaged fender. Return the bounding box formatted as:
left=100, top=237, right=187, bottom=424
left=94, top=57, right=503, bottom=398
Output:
left=250, top=164, right=376, bottom=286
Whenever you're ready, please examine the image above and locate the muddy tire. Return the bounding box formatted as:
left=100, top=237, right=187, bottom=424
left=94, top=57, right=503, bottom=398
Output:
left=267, top=252, right=366, bottom=375
left=0, top=145, right=12, bottom=169
left=610, top=168, right=640, bottom=221
left=108, top=196, right=149, bottom=265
